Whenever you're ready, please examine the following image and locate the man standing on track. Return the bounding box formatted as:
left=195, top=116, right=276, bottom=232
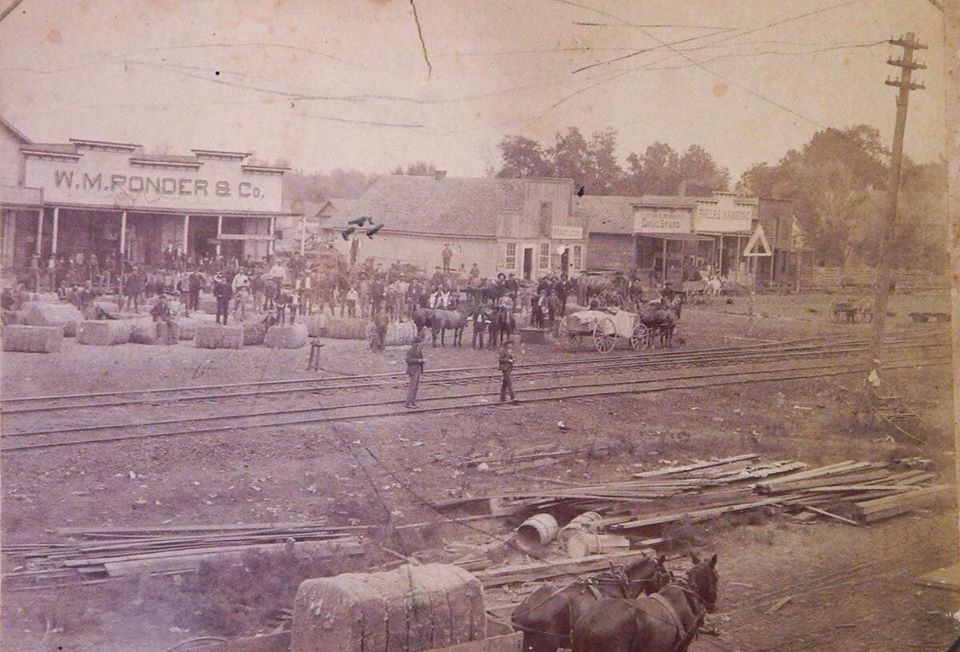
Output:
left=498, top=339, right=518, bottom=404
left=405, top=335, right=425, bottom=409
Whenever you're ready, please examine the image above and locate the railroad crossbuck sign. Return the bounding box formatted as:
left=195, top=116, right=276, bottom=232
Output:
left=742, top=224, right=772, bottom=257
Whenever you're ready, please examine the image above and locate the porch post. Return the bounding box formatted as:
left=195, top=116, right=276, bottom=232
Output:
left=51, top=207, right=59, bottom=254
left=216, top=215, right=222, bottom=256
left=182, top=214, right=190, bottom=254
left=119, top=210, right=127, bottom=256
left=300, top=213, right=305, bottom=255
left=268, top=216, right=276, bottom=257
left=661, top=238, right=667, bottom=278
left=35, top=208, right=43, bottom=254
left=718, top=235, right=723, bottom=276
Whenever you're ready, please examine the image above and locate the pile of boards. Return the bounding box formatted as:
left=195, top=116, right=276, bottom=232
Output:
left=3, top=522, right=364, bottom=588
left=480, top=454, right=952, bottom=532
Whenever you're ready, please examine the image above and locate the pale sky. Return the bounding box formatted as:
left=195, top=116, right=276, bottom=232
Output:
left=0, top=0, right=946, bottom=182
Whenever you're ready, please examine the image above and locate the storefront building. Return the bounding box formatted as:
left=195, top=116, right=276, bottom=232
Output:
left=579, top=191, right=761, bottom=284
left=1, top=119, right=291, bottom=273
left=319, top=173, right=587, bottom=280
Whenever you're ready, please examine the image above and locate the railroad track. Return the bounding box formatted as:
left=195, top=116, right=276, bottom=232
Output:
left=0, top=334, right=945, bottom=415
left=1, top=351, right=948, bottom=453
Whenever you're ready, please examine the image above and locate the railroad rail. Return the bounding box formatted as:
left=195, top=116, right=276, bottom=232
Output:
left=0, top=334, right=946, bottom=416
left=1, top=351, right=948, bottom=453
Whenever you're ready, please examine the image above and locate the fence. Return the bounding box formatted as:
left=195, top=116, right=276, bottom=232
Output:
left=807, top=267, right=949, bottom=292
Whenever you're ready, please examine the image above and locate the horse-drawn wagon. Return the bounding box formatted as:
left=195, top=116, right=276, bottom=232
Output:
left=557, top=308, right=651, bottom=353
left=830, top=296, right=873, bottom=323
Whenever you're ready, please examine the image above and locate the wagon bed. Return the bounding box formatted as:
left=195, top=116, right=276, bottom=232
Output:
left=557, top=308, right=650, bottom=352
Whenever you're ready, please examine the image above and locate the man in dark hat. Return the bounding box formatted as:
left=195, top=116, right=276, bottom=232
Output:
left=213, top=273, right=232, bottom=325
left=498, top=339, right=517, bottom=403
left=405, top=335, right=425, bottom=408
left=150, top=291, right=174, bottom=344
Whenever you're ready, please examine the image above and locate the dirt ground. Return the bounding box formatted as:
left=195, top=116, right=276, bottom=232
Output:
left=1, top=290, right=957, bottom=652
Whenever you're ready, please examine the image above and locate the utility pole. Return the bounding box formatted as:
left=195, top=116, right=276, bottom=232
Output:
left=867, top=32, right=926, bottom=389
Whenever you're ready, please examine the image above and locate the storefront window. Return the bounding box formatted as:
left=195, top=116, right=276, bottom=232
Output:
left=505, top=242, right=516, bottom=269
left=572, top=245, right=582, bottom=271
left=539, top=243, right=550, bottom=270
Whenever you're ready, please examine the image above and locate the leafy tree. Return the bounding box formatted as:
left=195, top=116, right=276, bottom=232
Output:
left=391, top=161, right=437, bottom=176
left=585, top=128, right=623, bottom=194
left=496, top=135, right=552, bottom=178
left=549, top=127, right=592, bottom=185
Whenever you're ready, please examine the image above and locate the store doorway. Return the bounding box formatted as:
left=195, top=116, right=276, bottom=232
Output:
left=522, top=247, right=533, bottom=280
left=560, top=247, right=569, bottom=276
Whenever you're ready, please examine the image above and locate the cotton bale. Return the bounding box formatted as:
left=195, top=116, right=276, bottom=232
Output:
left=22, top=302, right=82, bottom=337
left=324, top=317, right=368, bottom=340
left=291, top=563, right=485, bottom=652
left=305, top=313, right=328, bottom=337
left=242, top=322, right=267, bottom=345
left=76, top=320, right=132, bottom=346
left=264, top=323, right=308, bottom=349
left=194, top=324, right=243, bottom=349
left=1, top=325, right=62, bottom=353
left=199, top=297, right=219, bottom=315
left=129, top=318, right=179, bottom=345
left=176, top=317, right=202, bottom=341
left=385, top=321, right=416, bottom=347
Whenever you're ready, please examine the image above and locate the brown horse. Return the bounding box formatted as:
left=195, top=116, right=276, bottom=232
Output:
left=512, top=556, right=669, bottom=652
left=571, top=553, right=719, bottom=652
left=430, top=308, right=468, bottom=347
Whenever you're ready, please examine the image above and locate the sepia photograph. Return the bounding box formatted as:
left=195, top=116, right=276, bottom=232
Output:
left=0, top=1, right=957, bottom=650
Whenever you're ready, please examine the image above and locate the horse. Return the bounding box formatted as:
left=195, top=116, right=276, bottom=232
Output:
left=430, top=308, right=468, bottom=347
left=512, top=556, right=670, bottom=652
left=412, top=306, right=434, bottom=337
left=571, top=553, right=719, bottom=652
left=489, top=306, right=516, bottom=346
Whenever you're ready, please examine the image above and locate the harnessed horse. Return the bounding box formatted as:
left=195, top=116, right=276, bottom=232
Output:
left=512, top=556, right=669, bottom=652
left=430, top=308, right=468, bottom=347
left=571, top=553, right=719, bottom=652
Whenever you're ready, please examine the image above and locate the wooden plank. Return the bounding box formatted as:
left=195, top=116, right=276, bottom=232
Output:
left=802, top=506, right=862, bottom=527
left=853, top=485, right=955, bottom=523
left=756, top=469, right=890, bottom=494
left=913, top=564, right=960, bottom=592
left=631, top=454, right=760, bottom=478
left=473, top=550, right=655, bottom=588
left=607, top=497, right=789, bottom=531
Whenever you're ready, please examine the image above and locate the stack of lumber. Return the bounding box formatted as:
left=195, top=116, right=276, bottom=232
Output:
left=465, top=444, right=575, bottom=478
left=76, top=320, right=132, bottom=345
left=292, top=563, right=486, bottom=652
left=195, top=324, right=244, bottom=349
left=3, top=522, right=365, bottom=584
left=477, top=455, right=950, bottom=533
left=1, top=325, right=62, bottom=353
left=22, top=302, right=83, bottom=336
left=264, top=323, right=308, bottom=349
left=324, top=317, right=369, bottom=340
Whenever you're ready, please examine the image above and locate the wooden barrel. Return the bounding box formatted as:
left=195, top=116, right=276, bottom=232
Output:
left=516, top=513, right=559, bottom=551
left=558, top=511, right=604, bottom=543
left=565, top=531, right=631, bottom=559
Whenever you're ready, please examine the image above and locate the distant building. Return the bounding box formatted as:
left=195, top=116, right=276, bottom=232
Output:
left=575, top=191, right=765, bottom=284
left=319, top=172, right=588, bottom=280
left=756, top=197, right=813, bottom=288
left=0, top=117, right=292, bottom=272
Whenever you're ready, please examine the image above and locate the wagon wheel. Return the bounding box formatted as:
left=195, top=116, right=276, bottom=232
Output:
left=861, top=308, right=874, bottom=323
left=593, top=317, right=616, bottom=353
left=630, top=322, right=650, bottom=351
left=557, top=316, right=582, bottom=351
left=830, top=308, right=843, bottom=323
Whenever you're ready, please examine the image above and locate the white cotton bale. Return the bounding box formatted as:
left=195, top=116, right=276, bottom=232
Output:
left=291, top=563, right=485, bottom=652
left=93, top=300, right=121, bottom=315
left=264, top=323, right=308, bottom=349
left=30, top=293, right=61, bottom=304
left=76, top=320, right=132, bottom=346
left=1, top=325, right=62, bottom=353
left=22, top=302, right=82, bottom=337
left=129, top=318, right=180, bottom=345
left=194, top=324, right=243, bottom=349
left=324, top=317, right=368, bottom=340
left=305, top=313, right=328, bottom=337
left=384, top=321, right=417, bottom=347
left=242, top=322, right=267, bottom=345
left=199, top=297, right=219, bottom=315
left=176, top=317, right=199, bottom=340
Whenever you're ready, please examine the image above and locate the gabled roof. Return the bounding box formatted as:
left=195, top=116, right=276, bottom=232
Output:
left=1, top=117, right=31, bottom=143
left=323, top=175, right=525, bottom=237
